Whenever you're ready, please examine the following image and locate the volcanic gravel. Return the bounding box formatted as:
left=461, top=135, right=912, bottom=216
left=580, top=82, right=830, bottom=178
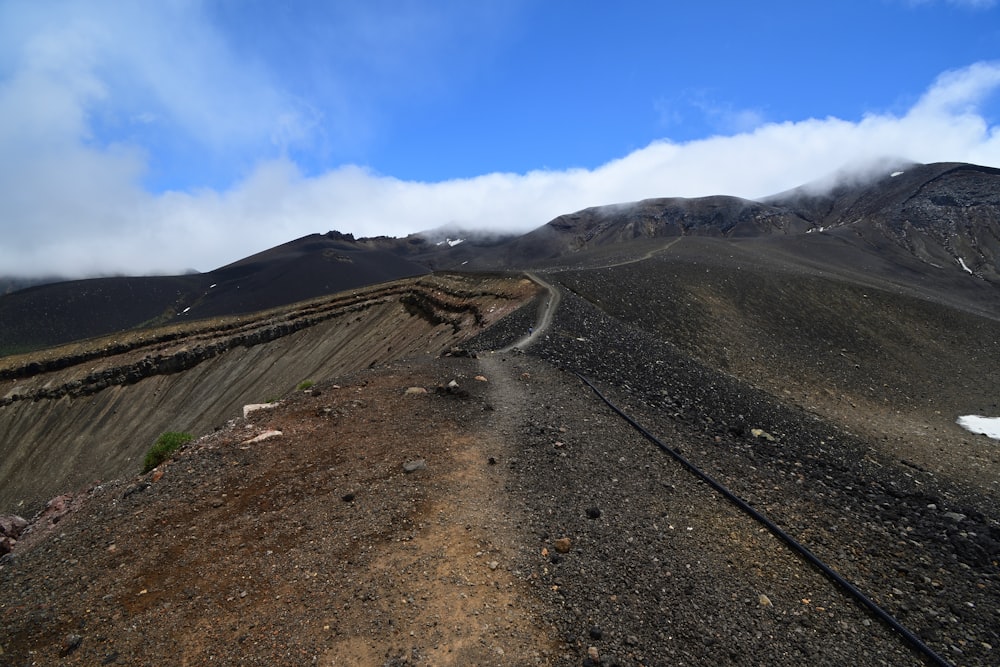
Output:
left=511, top=276, right=1000, bottom=665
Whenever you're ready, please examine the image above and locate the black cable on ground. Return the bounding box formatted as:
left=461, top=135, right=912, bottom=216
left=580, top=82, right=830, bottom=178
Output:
left=575, top=372, right=952, bottom=667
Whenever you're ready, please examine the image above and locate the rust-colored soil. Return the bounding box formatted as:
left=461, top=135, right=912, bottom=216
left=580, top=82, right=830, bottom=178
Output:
left=1, top=358, right=555, bottom=665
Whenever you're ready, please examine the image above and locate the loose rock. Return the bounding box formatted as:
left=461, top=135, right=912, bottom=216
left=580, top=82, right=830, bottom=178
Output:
left=403, top=459, right=427, bottom=473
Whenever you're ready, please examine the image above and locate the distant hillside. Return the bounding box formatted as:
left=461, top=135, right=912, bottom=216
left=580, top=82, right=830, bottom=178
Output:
left=464, top=162, right=1000, bottom=284
left=0, top=232, right=430, bottom=355
left=0, top=276, right=66, bottom=296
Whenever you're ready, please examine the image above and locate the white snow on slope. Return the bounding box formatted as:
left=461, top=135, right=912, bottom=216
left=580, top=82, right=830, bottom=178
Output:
left=957, top=257, right=973, bottom=274
left=957, top=415, right=1000, bottom=440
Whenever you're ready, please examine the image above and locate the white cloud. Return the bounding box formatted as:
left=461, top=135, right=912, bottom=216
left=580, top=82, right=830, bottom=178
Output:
left=1, top=0, right=999, bottom=279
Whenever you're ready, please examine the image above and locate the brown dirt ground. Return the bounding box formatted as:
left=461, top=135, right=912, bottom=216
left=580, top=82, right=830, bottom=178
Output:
left=1, top=356, right=557, bottom=666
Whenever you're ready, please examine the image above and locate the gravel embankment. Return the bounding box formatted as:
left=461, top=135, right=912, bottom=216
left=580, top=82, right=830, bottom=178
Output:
left=498, top=282, right=999, bottom=666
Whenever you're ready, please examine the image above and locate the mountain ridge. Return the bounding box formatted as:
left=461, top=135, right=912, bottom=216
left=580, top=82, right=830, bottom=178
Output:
left=3, top=160, right=999, bottom=356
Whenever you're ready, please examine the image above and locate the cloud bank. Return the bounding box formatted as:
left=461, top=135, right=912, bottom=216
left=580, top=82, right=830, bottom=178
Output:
left=1, top=2, right=999, bottom=277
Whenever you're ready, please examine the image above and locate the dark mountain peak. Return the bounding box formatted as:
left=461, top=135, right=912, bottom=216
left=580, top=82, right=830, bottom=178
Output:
left=756, top=162, right=1000, bottom=281
left=323, top=230, right=356, bottom=242
left=480, top=160, right=1000, bottom=283
left=549, top=194, right=811, bottom=240
left=762, top=156, right=919, bottom=205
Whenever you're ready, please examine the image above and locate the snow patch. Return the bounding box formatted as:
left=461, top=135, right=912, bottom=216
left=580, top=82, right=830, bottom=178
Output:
left=957, top=415, right=1000, bottom=440
left=182, top=307, right=191, bottom=313
left=957, top=257, right=973, bottom=274
left=890, top=171, right=904, bottom=177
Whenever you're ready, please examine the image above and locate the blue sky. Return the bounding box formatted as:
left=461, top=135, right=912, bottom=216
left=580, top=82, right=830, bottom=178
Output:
left=2, top=0, right=1000, bottom=276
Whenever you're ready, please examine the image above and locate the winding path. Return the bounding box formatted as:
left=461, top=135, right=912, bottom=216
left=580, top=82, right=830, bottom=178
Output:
left=498, top=272, right=560, bottom=352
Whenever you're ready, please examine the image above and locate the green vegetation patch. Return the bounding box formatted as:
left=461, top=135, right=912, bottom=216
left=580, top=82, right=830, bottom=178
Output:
left=296, top=380, right=315, bottom=391
left=142, top=431, right=194, bottom=473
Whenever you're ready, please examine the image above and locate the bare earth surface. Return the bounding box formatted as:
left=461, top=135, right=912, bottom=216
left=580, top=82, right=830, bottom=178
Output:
left=2, top=272, right=999, bottom=666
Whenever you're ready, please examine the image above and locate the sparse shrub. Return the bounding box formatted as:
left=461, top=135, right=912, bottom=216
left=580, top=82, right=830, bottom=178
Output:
left=296, top=380, right=315, bottom=391
left=142, top=431, right=193, bottom=473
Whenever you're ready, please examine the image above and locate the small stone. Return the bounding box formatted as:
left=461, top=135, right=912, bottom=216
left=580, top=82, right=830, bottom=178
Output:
left=341, top=493, right=355, bottom=502
left=625, top=634, right=639, bottom=646
left=588, top=646, right=599, bottom=661
left=403, top=459, right=427, bottom=473
left=589, top=626, right=603, bottom=640
left=404, top=387, right=427, bottom=395
left=474, top=375, right=488, bottom=382
left=750, top=428, right=775, bottom=442
left=488, top=560, right=499, bottom=570
left=759, top=594, right=772, bottom=607
left=61, top=634, right=82, bottom=656
left=586, top=507, right=601, bottom=519
left=943, top=511, right=966, bottom=522
left=553, top=537, right=572, bottom=553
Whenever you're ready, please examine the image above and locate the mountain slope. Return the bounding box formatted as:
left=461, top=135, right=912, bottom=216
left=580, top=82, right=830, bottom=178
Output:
left=765, top=162, right=1000, bottom=282
left=464, top=162, right=1000, bottom=292
left=0, top=232, right=431, bottom=355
